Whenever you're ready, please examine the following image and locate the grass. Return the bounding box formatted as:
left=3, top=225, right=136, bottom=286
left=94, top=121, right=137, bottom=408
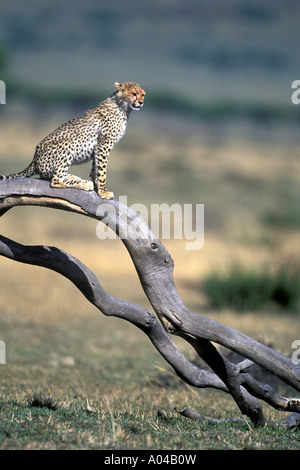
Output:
left=0, top=233, right=299, bottom=450
left=1, top=385, right=300, bottom=450
left=6, top=81, right=300, bottom=124
left=1, top=0, right=300, bottom=449
left=27, top=392, right=59, bottom=411
left=0, top=44, right=8, bottom=73
left=0, top=113, right=300, bottom=449
left=263, top=209, right=300, bottom=231
left=203, top=264, right=300, bottom=312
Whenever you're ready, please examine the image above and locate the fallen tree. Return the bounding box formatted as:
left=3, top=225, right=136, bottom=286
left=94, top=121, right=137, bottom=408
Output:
left=0, top=178, right=299, bottom=429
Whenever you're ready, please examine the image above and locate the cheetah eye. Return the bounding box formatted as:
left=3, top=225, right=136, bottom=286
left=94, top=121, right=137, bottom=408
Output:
left=131, top=92, right=137, bottom=97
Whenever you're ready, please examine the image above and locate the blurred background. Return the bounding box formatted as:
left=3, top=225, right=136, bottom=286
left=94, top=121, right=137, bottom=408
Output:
left=0, top=0, right=299, bottom=421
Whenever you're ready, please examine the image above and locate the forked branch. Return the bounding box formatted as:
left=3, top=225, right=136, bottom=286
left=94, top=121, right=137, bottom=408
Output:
left=0, top=179, right=299, bottom=428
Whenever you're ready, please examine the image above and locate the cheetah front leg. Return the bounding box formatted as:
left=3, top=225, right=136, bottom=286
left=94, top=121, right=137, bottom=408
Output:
left=93, top=141, right=114, bottom=200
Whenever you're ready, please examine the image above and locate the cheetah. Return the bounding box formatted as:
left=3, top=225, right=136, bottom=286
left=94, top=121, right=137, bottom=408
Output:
left=0, top=81, right=146, bottom=199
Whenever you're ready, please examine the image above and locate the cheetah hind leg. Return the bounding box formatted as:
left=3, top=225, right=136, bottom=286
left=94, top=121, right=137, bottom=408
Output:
left=51, top=173, right=94, bottom=191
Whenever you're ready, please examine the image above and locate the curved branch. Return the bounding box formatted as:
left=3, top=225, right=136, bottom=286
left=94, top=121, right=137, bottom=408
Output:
left=0, top=233, right=228, bottom=393
left=0, top=178, right=299, bottom=427
left=2, top=232, right=299, bottom=421
left=1, top=179, right=299, bottom=389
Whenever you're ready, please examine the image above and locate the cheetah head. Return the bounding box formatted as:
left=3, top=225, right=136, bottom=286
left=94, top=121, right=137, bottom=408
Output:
left=114, top=82, right=146, bottom=111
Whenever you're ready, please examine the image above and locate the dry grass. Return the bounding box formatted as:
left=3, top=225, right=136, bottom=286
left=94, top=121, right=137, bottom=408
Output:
left=0, top=116, right=300, bottom=449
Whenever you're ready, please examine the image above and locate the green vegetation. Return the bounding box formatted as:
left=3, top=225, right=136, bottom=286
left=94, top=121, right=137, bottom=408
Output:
left=1, top=15, right=300, bottom=444
left=7, top=82, right=300, bottom=124
left=150, top=92, right=300, bottom=122
left=0, top=0, right=300, bottom=451
left=1, top=387, right=299, bottom=450
left=177, top=44, right=286, bottom=70
left=203, top=264, right=300, bottom=312
left=0, top=44, right=8, bottom=73
left=263, top=209, right=300, bottom=231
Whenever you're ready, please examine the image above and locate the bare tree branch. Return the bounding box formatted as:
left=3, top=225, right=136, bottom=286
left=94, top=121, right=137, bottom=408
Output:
left=1, top=178, right=299, bottom=427
left=0, top=233, right=228, bottom=393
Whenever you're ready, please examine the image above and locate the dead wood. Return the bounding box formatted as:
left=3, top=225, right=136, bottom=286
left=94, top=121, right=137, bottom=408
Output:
left=0, top=178, right=299, bottom=428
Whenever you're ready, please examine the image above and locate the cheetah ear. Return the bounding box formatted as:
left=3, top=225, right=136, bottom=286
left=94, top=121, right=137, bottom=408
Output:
left=114, top=82, right=122, bottom=89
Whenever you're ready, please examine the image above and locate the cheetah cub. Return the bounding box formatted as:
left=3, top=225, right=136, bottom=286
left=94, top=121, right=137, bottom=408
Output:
left=0, top=81, right=146, bottom=199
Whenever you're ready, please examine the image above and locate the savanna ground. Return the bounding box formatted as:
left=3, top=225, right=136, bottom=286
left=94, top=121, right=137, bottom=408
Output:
left=0, top=110, right=300, bottom=450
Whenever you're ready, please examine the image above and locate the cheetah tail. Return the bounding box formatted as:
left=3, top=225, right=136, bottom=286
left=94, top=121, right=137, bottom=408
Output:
left=0, top=161, right=36, bottom=181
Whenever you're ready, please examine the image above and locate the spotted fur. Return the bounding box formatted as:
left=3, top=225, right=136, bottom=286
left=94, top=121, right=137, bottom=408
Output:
left=0, top=82, right=146, bottom=199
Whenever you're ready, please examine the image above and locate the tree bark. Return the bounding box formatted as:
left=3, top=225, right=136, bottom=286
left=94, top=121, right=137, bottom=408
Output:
left=0, top=178, right=299, bottom=428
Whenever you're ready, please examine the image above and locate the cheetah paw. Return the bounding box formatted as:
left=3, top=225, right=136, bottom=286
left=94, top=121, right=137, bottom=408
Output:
left=85, top=181, right=94, bottom=191
left=99, top=190, right=114, bottom=200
